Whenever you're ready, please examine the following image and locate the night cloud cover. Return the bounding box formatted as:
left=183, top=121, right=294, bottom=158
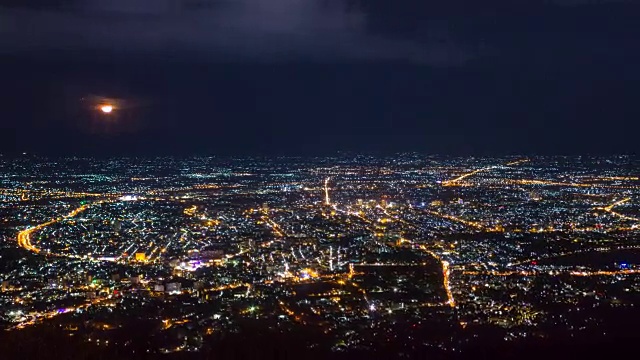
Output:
left=0, top=0, right=472, bottom=64
left=1, top=0, right=640, bottom=155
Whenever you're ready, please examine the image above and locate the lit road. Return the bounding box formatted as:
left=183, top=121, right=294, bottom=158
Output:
left=442, top=260, right=455, bottom=308
left=9, top=295, right=113, bottom=330
left=16, top=202, right=101, bottom=254
left=263, top=217, right=286, bottom=237
left=506, top=244, right=640, bottom=267
left=0, top=188, right=111, bottom=200
left=462, top=269, right=640, bottom=277
left=493, top=178, right=640, bottom=190
left=324, top=177, right=331, bottom=205
left=442, top=159, right=528, bottom=186
left=374, top=208, right=458, bottom=308
left=417, top=245, right=456, bottom=308
left=505, top=159, right=530, bottom=166
left=424, top=210, right=485, bottom=230
left=442, top=166, right=498, bottom=186
left=597, top=197, right=640, bottom=222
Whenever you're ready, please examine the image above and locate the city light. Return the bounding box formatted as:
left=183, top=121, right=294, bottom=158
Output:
left=4, top=155, right=640, bottom=355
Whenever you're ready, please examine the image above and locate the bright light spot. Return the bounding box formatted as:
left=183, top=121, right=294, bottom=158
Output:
left=369, top=304, right=376, bottom=311
left=100, top=105, right=113, bottom=113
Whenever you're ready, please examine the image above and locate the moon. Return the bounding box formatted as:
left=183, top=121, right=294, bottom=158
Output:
left=100, top=104, right=113, bottom=113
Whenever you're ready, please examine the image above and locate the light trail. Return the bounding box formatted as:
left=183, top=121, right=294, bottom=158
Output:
left=324, top=177, right=331, bottom=205
left=353, top=206, right=459, bottom=308
left=425, top=210, right=485, bottom=230
left=568, top=269, right=640, bottom=276
left=0, top=188, right=115, bottom=200
left=9, top=295, right=112, bottom=330
left=380, top=207, right=418, bottom=229
left=583, top=176, right=639, bottom=182
left=441, top=159, right=528, bottom=187
left=146, top=246, right=159, bottom=262
left=154, top=238, right=172, bottom=262
left=205, top=282, right=249, bottom=293
left=442, top=260, right=456, bottom=308
left=278, top=301, right=296, bottom=317
left=602, top=198, right=630, bottom=212
left=418, top=245, right=456, bottom=308
left=505, top=159, right=530, bottom=166
left=263, top=217, right=286, bottom=237
left=498, top=179, right=639, bottom=190
left=17, top=202, right=103, bottom=254
left=353, top=263, right=431, bottom=267
left=462, top=269, right=640, bottom=277
left=127, top=247, right=140, bottom=261
left=507, top=244, right=640, bottom=267
left=597, top=197, right=640, bottom=222
left=117, top=242, right=136, bottom=261
left=183, top=205, right=197, bottom=216
left=442, top=166, right=497, bottom=186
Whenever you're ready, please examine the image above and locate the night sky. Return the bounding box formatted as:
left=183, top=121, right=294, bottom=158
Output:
left=1, top=0, right=639, bottom=156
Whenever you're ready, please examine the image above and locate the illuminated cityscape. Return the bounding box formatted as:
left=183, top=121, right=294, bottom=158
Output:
left=2, top=0, right=638, bottom=358
left=1, top=154, right=639, bottom=358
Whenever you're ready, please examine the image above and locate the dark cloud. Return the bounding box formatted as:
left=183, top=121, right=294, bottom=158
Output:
left=1, top=0, right=639, bottom=156
left=0, top=0, right=472, bottom=64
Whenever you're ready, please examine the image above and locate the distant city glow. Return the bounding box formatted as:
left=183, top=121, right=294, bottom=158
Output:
left=5, top=155, right=640, bottom=353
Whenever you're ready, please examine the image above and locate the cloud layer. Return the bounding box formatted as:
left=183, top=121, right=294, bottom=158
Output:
left=0, top=0, right=471, bottom=64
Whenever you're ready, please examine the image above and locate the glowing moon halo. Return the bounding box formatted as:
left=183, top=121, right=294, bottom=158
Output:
left=100, top=105, right=113, bottom=113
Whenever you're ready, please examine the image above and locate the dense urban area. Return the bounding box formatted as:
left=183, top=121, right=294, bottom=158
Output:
left=1, top=154, right=638, bottom=359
